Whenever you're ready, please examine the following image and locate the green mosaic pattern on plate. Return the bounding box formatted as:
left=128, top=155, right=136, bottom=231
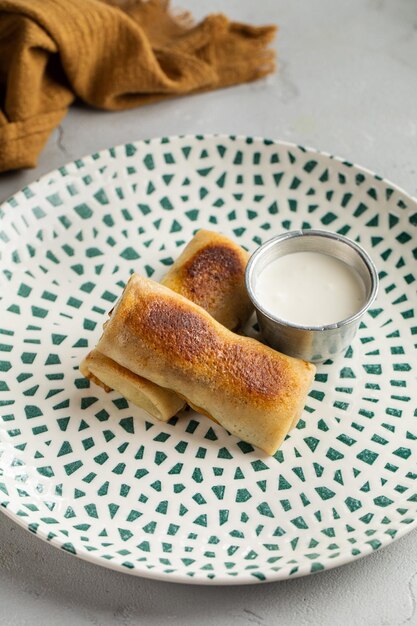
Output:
left=0, top=135, right=416, bottom=584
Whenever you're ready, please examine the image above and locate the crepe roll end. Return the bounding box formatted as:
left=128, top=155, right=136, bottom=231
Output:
left=80, top=350, right=185, bottom=422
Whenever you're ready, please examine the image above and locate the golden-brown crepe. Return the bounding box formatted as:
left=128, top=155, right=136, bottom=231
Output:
left=162, top=230, right=253, bottom=330
left=80, top=230, right=253, bottom=421
left=96, top=274, right=316, bottom=455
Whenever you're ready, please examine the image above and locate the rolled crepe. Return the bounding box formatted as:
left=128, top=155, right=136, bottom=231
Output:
left=96, top=274, right=316, bottom=455
left=162, top=229, right=253, bottom=330
left=80, top=230, right=253, bottom=421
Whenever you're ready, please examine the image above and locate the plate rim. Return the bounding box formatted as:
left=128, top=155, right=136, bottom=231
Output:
left=1, top=133, right=416, bottom=213
left=0, top=498, right=413, bottom=585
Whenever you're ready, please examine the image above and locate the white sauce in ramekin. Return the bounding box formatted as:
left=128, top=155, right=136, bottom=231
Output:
left=255, top=251, right=366, bottom=327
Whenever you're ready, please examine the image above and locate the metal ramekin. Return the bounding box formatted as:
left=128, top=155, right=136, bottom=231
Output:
left=245, top=230, right=379, bottom=363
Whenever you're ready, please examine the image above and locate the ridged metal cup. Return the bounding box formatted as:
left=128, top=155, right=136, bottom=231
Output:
left=245, top=230, right=379, bottom=363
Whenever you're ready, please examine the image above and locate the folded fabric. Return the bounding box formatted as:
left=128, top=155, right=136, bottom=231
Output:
left=0, top=0, right=277, bottom=172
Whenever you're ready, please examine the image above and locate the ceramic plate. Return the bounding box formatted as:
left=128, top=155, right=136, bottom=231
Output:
left=0, top=135, right=416, bottom=585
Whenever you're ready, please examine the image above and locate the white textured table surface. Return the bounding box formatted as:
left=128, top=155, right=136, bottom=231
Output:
left=1, top=1, right=416, bottom=624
